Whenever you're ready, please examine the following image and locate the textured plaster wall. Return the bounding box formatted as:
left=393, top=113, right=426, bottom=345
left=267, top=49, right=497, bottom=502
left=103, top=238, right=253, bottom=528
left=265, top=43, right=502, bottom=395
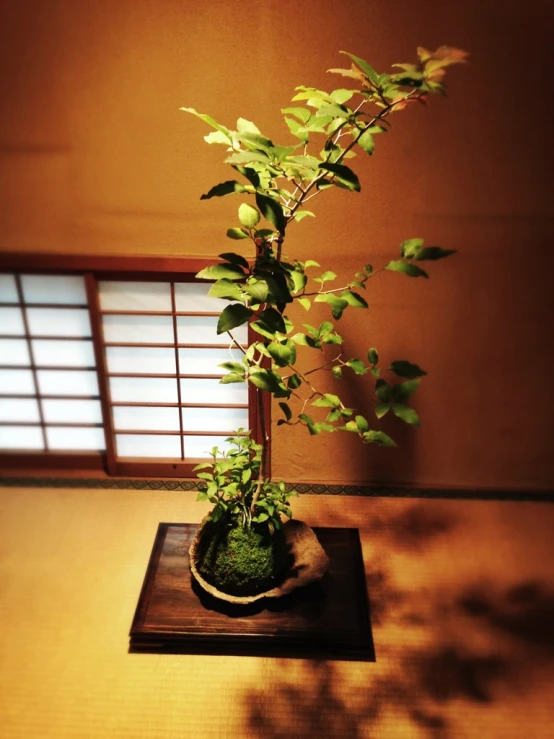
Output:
left=0, top=0, right=553, bottom=489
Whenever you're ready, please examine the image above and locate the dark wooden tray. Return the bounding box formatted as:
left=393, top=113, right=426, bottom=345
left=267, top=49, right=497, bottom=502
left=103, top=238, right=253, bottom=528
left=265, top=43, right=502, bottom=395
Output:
left=129, top=523, right=375, bottom=661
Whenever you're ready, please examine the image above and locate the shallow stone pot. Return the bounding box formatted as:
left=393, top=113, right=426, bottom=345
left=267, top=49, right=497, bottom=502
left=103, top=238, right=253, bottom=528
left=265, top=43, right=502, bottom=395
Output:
left=189, top=519, right=330, bottom=605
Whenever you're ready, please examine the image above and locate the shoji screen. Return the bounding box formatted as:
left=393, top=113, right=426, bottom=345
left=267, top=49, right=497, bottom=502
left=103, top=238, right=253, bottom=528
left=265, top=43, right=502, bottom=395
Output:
left=98, top=280, right=249, bottom=462
left=0, top=273, right=104, bottom=452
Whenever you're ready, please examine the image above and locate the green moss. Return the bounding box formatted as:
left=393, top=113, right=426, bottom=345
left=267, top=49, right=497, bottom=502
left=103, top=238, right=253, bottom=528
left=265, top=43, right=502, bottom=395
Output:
left=197, top=520, right=286, bottom=596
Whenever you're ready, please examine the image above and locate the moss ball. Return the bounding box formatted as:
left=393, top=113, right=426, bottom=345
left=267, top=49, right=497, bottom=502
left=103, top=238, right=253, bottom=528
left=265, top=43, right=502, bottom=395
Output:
left=197, top=520, right=286, bottom=596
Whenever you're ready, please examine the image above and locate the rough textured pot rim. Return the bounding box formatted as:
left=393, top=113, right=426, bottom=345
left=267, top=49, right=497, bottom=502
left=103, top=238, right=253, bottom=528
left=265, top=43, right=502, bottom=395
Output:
left=189, top=519, right=330, bottom=605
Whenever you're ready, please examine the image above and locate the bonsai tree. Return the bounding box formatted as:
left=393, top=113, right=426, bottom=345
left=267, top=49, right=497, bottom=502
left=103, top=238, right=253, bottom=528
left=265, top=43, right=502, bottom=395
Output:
left=182, top=45, right=467, bottom=596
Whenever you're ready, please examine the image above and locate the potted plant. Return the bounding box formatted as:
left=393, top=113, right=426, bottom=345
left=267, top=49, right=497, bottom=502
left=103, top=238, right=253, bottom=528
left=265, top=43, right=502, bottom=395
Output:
left=181, top=45, right=467, bottom=603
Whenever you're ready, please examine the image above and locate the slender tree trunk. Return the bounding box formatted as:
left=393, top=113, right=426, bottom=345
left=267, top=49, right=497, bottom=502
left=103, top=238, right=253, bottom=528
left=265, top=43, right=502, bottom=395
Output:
left=250, top=388, right=269, bottom=514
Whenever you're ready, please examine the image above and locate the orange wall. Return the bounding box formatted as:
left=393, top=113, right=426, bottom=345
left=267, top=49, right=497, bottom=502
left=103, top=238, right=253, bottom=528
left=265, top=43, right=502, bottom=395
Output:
left=1, top=0, right=553, bottom=490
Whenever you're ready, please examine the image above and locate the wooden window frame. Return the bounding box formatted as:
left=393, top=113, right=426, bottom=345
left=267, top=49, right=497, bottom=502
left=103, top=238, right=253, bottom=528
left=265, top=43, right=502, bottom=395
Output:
left=0, top=251, right=269, bottom=478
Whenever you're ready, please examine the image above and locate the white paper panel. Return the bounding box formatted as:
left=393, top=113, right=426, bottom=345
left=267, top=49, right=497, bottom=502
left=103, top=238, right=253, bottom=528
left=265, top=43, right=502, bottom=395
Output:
left=0, top=274, right=18, bottom=304
left=37, top=370, right=99, bottom=396
left=102, top=314, right=174, bottom=344
left=106, top=346, right=175, bottom=374
left=42, top=399, right=102, bottom=424
left=0, top=307, right=25, bottom=335
left=27, top=308, right=91, bottom=337
left=0, top=398, right=40, bottom=422
left=46, top=426, right=105, bottom=451
left=98, top=281, right=171, bottom=312
left=112, top=406, right=180, bottom=431
left=180, top=377, right=248, bottom=405
left=176, top=315, right=248, bottom=345
left=0, top=339, right=30, bottom=366
left=116, top=433, right=181, bottom=458
left=108, top=376, right=177, bottom=403
left=181, top=407, right=248, bottom=433
left=174, top=282, right=222, bottom=312
left=0, top=425, right=44, bottom=450
left=32, top=340, right=95, bottom=367
left=0, top=369, right=35, bottom=394
left=21, top=275, right=87, bottom=305
left=178, top=348, right=243, bottom=376
left=184, top=435, right=231, bottom=458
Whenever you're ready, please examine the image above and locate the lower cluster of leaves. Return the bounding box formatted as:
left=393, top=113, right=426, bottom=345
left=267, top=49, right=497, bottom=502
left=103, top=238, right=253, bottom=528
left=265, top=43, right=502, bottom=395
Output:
left=194, top=431, right=297, bottom=531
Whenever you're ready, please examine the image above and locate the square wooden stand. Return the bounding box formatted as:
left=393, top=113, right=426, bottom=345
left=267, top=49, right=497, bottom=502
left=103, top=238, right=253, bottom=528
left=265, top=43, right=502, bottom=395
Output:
left=129, top=523, right=375, bottom=661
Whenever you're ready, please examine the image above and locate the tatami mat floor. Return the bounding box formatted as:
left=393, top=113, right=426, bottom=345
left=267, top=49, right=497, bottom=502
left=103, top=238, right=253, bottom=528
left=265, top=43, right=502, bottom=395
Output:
left=1, top=485, right=553, bottom=738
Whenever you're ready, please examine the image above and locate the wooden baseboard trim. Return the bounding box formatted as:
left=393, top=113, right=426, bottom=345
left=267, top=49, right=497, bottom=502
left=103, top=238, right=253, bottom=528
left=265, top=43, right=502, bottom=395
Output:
left=0, top=475, right=552, bottom=502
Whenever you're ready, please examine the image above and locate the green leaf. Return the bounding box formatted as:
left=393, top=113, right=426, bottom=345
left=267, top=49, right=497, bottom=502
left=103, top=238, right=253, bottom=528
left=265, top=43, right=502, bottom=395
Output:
left=236, top=117, right=261, bottom=134
left=374, top=401, right=389, bottom=419
left=400, top=238, right=424, bottom=258
left=289, top=270, right=307, bottom=293
left=330, top=88, right=356, bottom=104
left=304, top=260, right=320, bottom=269
left=392, top=379, right=420, bottom=402
left=339, top=52, right=380, bottom=86
left=367, top=347, right=379, bottom=365
left=238, top=203, right=260, bottom=229
left=253, top=512, right=269, bottom=523
left=357, top=129, right=375, bottom=155
left=219, top=252, right=249, bottom=268
left=290, top=332, right=308, bottom=346
left=267, top=340, right=296, bottom=367
left=179, top=107, right=231, bottom=137
left=200, top=180, right=247, bottom=200
left=375, top=379, right=391, bottom=402
left=217, top=304, right=253, bottom=334
left=283, top=116, right=308, bottom=142
left=318, top=162, right=361, bottom=191
left=340, top=290, right=368, bottom=308
left=256, top=193, right=286, bottom=233
left=244, top=279, right=269, bottom=303
left=219, top=361, right=245, bottom=373
left=389, top=360, right=427, bottom=379
left=314, top=270, right=337, bottom=283
left=220, top=373, right=246, bottom=384
left=331, top=366, right=342, bottom=379
left=238, top=132, right=274, bottom=151
left=355, top=415, right=369, bottom=432
left=225, top=151, right=269, bottom=165
left=208, top=279, right=243, bottom=301
left=346, top=358, right=367, bottom=375
left=196, top=264, right=246, bottom=281
left=314, top=293, right=349, bottom=319
left=312, top=393, right=341, bottom=408
left=298, top=297, right=311, bottom=311
left=293, top=211, right=316, bottom=222
left=278, top=402, right=292, bottom=421
left=253, top=307, right=286, bottom=335
left=363, top=430, right=397, bottom=447
left=385, top=260, right=429, bottom=278
left=414, top=246, right=457, bottom=261
left=193, top=462, right=212, bottom=471
left=281, top=106, right=311, bottom=123
left=341, top=420, right=359, bottom=432
left=392, top=403, right=421, bottom=426
left=203, top=131, right=232, bottom=145
left=299, top=413, right=320, bottom=435
left=287, top=374, right=302, bottom=390
left=249, top=369, right=284, bottom=393
left=196, top=491, right=209, bottom=502
left=226, top=227, right=250, bottom=240
left=233, top=165, right=260, bottom=187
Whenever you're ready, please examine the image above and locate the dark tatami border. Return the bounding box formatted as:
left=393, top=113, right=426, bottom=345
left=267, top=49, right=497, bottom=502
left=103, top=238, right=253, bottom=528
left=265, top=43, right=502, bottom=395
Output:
left=0, top=476, right=553, bottom=502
